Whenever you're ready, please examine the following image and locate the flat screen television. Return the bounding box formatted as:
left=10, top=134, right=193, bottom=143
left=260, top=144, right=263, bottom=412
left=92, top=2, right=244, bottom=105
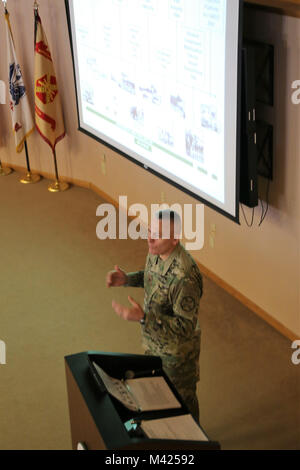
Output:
left=65, top=0, right=243, bottom=223
left=240, top=44, right=258, bottom=208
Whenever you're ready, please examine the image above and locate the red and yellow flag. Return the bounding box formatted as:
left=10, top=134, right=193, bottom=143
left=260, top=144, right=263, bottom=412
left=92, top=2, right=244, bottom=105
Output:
left=34, top=10, right=65, bottom=152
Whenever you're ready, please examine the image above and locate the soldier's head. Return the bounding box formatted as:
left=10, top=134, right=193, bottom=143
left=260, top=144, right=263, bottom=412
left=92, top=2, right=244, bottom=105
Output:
left=147, top=210, right=181, bottom=260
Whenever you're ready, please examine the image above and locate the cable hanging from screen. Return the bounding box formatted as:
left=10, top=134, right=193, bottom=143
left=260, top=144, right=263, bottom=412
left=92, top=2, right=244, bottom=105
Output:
left=240, top=203, right=255, bottom=227
left=240, top=176, right=271, bottom=227
left=258, top=177, right=270, bottom=226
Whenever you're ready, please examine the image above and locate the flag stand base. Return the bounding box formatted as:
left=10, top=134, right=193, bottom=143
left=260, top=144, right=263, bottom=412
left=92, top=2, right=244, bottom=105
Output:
left=19, top=172, right=41, bottom=184
left=0, top=166, right=13, bottom=176
left=48, top=180, right=69, bottom=193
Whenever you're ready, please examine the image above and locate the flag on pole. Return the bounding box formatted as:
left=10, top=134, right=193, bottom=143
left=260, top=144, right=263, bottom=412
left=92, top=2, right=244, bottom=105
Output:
left=34, top=10, right=65, bottom=153
left=5, top=10, right=34, bottom=153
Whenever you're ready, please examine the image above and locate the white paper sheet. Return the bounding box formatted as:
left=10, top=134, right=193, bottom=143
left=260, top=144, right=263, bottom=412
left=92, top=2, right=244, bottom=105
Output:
left=126, top=376, right=181, bottom=411
left=141, top=414, right=209, bottom=441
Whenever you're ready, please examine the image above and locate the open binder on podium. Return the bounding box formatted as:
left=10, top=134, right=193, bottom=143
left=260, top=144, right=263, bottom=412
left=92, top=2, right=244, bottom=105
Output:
left=65, top=351, right=221, bottom=450
left=89, top=359, right=182, bottom=412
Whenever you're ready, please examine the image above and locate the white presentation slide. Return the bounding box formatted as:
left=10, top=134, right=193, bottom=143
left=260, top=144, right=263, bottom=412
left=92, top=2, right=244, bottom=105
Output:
left=67, top=0, right=241, bottom=219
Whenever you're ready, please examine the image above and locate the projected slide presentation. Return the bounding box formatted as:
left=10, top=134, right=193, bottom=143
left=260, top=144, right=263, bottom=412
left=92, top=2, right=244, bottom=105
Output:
left=67, top=0, right=241, bottom=220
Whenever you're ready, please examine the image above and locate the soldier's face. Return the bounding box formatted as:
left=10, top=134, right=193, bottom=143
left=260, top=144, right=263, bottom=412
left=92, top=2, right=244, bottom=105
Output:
left=147, top=219, right=179, bottom=260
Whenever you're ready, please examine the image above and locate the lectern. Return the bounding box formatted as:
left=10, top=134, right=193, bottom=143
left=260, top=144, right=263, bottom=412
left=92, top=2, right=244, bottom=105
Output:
left=65, top=351, right=220, bottom=450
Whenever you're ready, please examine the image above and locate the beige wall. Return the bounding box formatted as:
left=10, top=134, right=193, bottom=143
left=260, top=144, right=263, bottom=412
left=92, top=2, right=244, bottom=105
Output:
left=0, top=1, right=299, bottom=336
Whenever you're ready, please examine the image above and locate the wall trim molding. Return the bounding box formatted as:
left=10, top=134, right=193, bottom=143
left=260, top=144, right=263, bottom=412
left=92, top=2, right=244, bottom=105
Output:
left=195, top=262, right=298, bottom=341
left=245, top=0, right=300, bottom=19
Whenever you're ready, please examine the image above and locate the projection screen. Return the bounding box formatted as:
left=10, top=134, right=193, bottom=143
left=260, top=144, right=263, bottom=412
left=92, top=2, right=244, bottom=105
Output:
left=65, top=0, right=242, bottom=222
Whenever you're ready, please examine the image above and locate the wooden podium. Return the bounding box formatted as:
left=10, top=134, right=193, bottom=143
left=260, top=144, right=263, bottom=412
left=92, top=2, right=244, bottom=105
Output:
left=65, top=351, right=220, bottom=450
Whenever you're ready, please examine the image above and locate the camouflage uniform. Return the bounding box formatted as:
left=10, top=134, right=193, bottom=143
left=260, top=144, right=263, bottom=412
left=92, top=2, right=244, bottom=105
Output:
left=126, top=243, right=202, bottom=421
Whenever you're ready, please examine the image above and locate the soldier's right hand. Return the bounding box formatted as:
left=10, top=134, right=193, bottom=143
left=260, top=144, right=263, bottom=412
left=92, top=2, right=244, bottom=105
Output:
left=106, top=265, right=128, bottom=287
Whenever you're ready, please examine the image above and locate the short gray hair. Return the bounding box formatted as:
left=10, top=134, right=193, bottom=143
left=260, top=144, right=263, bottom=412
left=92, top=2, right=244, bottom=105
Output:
left=155, top=209, right=182, bottom=239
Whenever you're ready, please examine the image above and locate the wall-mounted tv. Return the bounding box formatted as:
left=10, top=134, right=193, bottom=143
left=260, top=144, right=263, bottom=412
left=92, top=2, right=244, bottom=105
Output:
left=65, top=0, right=243, bottom=223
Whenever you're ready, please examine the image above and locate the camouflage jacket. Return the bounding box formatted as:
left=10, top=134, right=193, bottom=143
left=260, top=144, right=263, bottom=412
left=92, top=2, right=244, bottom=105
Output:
left=126, top=243, right=202, bottom=374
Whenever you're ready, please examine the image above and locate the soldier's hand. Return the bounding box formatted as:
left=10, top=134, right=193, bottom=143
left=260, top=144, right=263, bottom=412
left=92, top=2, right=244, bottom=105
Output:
left=106, top=265, right=128, bottom=287
left=112, top=296, right=144, bottom=322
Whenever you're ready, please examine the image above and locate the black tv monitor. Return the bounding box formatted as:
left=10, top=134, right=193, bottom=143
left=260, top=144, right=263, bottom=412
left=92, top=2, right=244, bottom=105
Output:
left=239, top=44, right=258, bottom=208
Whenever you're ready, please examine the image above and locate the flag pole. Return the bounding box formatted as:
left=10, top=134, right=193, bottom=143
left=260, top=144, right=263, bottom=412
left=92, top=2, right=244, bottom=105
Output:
left=48, top=148, right=69, bottom=192
left=0, top=160, right=13, bottom=176
left=1, top=0, right=13, bottom=177
left=4, top=2, right=36, bottom=181
left=34, top=3, right=68, bottom=193
left=19, top=139, right=41, bottom=184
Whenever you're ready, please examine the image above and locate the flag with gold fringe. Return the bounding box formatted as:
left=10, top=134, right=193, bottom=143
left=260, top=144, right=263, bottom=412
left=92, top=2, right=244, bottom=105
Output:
left=34, top=9, right=65, bottom=153
left=5, top=9, right=34, bottom=153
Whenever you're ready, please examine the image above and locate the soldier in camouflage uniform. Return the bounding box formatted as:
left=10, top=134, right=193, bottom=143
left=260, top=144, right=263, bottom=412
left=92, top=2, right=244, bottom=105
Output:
left=107, top=210, right=203, bottom=421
